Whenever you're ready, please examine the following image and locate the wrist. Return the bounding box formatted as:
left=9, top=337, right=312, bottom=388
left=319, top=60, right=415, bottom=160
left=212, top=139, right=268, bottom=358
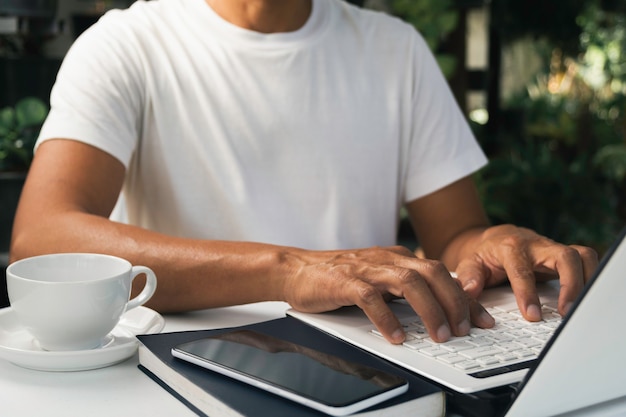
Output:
left=441, top=226, right=487, bottom=269
left=267, top=246, right=308, bottom=303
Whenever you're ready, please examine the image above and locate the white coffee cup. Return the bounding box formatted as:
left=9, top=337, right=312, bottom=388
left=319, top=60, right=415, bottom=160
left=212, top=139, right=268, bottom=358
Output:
left=6, top=253, right=157, bottom=351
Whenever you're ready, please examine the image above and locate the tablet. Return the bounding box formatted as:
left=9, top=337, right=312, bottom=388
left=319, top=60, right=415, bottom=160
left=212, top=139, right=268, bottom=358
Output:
left=172, top=329, right=408, bottom=416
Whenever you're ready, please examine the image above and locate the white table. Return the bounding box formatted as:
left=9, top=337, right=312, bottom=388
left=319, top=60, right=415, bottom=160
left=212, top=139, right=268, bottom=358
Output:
left=0, top=302, right=290, bottom=417
left=1, top=301, right=625, bottom=417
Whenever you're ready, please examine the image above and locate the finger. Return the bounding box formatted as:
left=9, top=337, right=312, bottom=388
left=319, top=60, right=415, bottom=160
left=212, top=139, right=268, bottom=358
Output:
left=572, top=245, right=599, bottom=284
left=392, top=261, right=468, bottom=341
left=502, top=257, right=542, bottom=322
left=350, top=258, right=457, bottom=341
left=452, top=278, right=495, bottom=329
left=454, top=255, right=490, bottom=299
left=419, top=266, right=472, bottom=338
left=553, top=245, right=598, bottom=316
left=468, top=297, right=495, bottom=329
left=401, top=279, right=451, bottom=342
left=364, top=266, right=452, bottom=342
left=350, top=281, right=405, bottom=344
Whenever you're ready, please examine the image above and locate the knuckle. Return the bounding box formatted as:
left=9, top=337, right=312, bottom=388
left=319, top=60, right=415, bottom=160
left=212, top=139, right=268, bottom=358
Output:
left=558, top=246, right=581, bottom=265
left=499, top=234, right=524, bottom=249
left=333, top=252, right=357, bottom=262
left=355, top=284, right=382, bottom=305
left=395, top=268, right=422, bottom=287
left=419, top=305, right=443, bottom=323
left=450, top=296, right=470, bottom=318
left=389, top=245, right=414, bottom=256
left=511, top=265, right=535, bottom=281
left=330, top=263, right=352, bottom=274
left=418, top=259, right=448, bottom=277
left=375, top=308, right=400, bottom=326
left=575, top=245, right=598, bottom=263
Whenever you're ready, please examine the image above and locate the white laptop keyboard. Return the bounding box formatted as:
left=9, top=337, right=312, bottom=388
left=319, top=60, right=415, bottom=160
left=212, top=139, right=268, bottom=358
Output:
left=370, top=302, right=562, bottom=378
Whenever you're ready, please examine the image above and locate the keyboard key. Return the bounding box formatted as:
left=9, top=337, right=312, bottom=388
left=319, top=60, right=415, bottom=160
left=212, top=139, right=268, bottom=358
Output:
left=492, top=312, right=517, bottom=322
left=531, top=346, right=544, bottom=355
left=369, top=301, right=561, bottom=375
left=515, top=337, right=543, bottom=348
left=406, top=329, right=429, bottom=339
left=440, top=340, right=476, bottom=353
left=513, top=349, right=535, bottom=358
left=493, top=302, right=520, bottom=313
left=531, top=333, right=552, bottom=341
left=467, top=337, right=494, bottom=347
left=543, top=313, right=562, bottom=322
left=521, top=325, right=549, bottom=336
left=438, top=353, right=466, bottom=364
left=403, top=340, right=432, bottom=350
left=486, top=333, right=513, bottom=343
left=497, top=342, right=524, bottom=352
left=455, top=360, right=481, bottom=371
left=504, top=329, right=528, bottom=339
left=542, top=303, right=558, bottom=312
left=468, top=328, right=491, bottom=337
left=460, top=346, right=504, bottom=360
left=477, top=356, right=501, bottom=366
left=502, top=320, right=527, bottom=329
left=419, top=345, right=449, bottom=357
left=495, top=352, right=519, bottom=362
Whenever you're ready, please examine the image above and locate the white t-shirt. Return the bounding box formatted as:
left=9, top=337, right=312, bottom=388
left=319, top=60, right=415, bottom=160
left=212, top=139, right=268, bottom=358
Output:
left=38, top=0, right=487, bottom=250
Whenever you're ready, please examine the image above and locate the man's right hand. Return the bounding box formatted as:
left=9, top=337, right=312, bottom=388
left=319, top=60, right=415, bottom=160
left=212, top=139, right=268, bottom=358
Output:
left=281, top=245, right=495, bottom=344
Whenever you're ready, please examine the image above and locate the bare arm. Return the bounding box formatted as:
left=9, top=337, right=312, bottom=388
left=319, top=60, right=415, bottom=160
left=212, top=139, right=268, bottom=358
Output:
left=12, top=140, right=598, bottom=343
left=11, top=139, right=289, bottom=312
left=12, top=139, right=495, bottom=344
left=406, top=175, right=490, bottom=266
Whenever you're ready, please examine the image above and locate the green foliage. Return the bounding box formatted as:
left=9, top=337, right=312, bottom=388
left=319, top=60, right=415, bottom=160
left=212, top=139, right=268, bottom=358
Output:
left=594, top=144, right=626, bottom=182
left=0, top=97, right=48, bottom=171
left=389, top=0, right=459, bottom=77
left=474, top=103, right=622, bottom=253
left=475, top=2, right=626, bottom=254
left=494, top=0, right=589, bottom=55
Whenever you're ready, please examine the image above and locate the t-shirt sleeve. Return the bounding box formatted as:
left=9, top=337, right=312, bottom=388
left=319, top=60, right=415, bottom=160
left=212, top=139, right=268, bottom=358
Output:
left=36, top=10, right=144, bottom=169
left=403, top=31, right=487, bottom=203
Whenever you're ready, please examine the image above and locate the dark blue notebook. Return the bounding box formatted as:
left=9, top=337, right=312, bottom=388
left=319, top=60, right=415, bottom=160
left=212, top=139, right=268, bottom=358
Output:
left=137, top=316, right=444, bottom=417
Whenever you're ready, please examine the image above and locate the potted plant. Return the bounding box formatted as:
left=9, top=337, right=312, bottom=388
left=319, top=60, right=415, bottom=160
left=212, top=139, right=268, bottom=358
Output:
left=0, top=96, right=48, bottom=253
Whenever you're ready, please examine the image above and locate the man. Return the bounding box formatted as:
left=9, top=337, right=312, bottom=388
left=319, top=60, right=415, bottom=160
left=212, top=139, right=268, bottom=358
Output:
left=11, top=0, right=598, bottom=344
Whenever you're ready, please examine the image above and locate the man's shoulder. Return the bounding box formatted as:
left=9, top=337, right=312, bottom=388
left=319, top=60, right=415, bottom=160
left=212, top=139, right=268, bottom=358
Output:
left=325, top=0, right=425, bottom=62
left=329, top=0, right=421, bottom=50
left=67, top=0, right=196, bottom=62
left=85, top=0, right=191, bottom=39
left=336, top=1, right=415, bottom=33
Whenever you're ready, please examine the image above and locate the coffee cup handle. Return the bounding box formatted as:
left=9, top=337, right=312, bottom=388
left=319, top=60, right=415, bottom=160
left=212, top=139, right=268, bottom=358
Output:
left=126, top=266, right=158, bottom=311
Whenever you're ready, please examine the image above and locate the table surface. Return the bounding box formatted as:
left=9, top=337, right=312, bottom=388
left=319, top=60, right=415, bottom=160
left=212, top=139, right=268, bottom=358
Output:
left=1, top=301, right=625, bottom=417
left=1, top=302, right=289, bottom=417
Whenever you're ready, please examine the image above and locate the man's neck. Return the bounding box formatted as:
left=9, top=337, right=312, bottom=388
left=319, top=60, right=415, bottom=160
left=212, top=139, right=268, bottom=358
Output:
left=205, top=0, right=313, bottom=33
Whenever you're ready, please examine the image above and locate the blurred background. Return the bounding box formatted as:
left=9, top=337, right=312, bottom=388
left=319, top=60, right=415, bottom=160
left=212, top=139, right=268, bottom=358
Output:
left=1, top=1, right=625, bottom=294
left=379, top=0, right=626, bottom=256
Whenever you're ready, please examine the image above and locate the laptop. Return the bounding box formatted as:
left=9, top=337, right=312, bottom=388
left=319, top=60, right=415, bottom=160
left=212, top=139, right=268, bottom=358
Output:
left=288, top=228, right=626, bottom=416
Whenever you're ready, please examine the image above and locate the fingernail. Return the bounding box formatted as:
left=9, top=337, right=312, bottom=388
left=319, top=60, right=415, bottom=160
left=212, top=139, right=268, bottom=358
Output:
left=391, top=328, right=405, bottom=344
left=457, top=319, right=471, bottom=336
left=526, top=304, right=542, bottom=321
left=437, top=324, right=451, bottom=342
left=463, top=280, right=476, bottom=292
left=480, top=309, right=495, bottom=327
left=563, top=302, right=574, bottom=316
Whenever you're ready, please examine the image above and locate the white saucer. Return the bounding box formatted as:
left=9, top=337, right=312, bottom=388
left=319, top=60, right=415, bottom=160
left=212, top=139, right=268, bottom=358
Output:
left=0, top=306, right=165, bottom=372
